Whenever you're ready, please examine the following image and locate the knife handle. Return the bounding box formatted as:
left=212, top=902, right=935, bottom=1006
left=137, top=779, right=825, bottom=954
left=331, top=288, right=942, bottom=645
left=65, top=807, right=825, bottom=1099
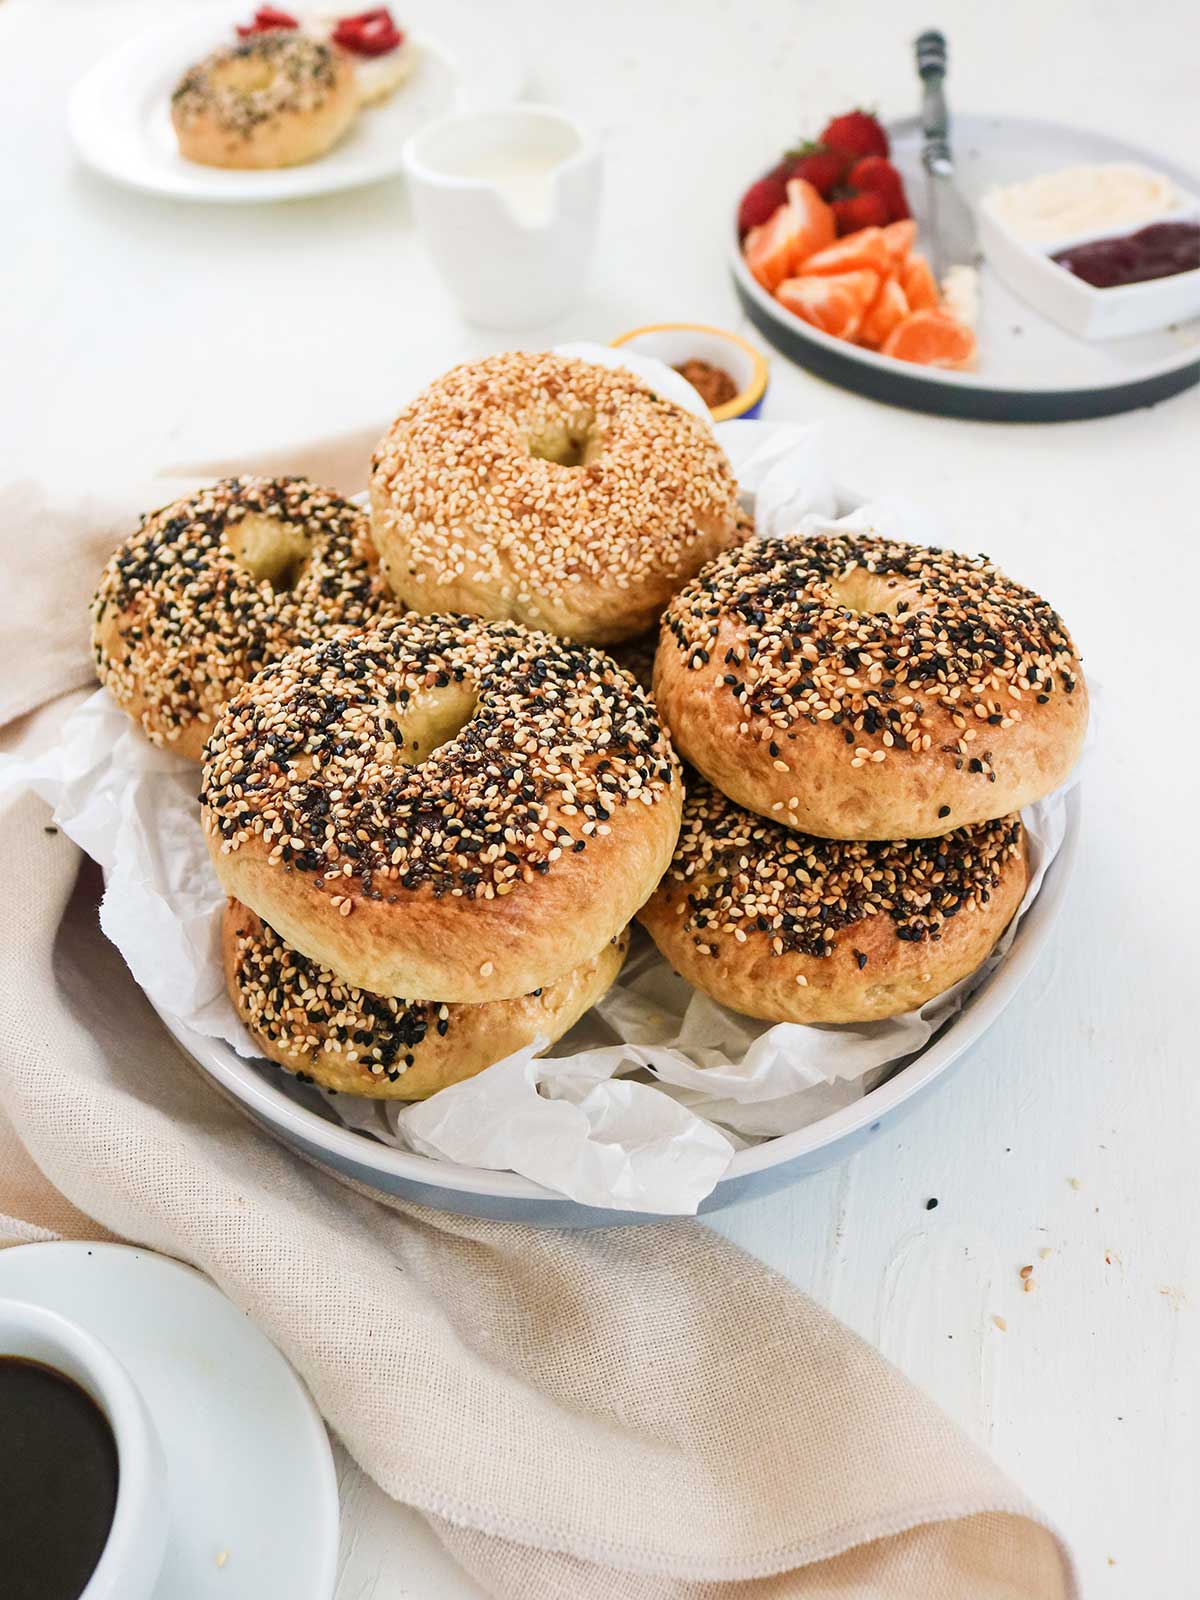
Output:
left=915, top=29, right=950, bottom=166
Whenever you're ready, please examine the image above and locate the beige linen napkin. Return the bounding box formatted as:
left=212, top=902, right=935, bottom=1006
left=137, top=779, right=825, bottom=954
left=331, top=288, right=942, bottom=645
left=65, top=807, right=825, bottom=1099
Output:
left=0, top=459, right=1077, bottom=1599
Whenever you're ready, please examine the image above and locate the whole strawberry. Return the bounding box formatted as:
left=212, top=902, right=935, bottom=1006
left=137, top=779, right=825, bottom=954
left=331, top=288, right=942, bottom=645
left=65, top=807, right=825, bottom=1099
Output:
left=847, top=155, right=910, bottom=221
left=737, top=175, right=788, bottom=238
left=773, top=144, right=846, bottom=199
left=832, top=191, right=889, bottom=234
left=820, top=110, right=890, bottom=163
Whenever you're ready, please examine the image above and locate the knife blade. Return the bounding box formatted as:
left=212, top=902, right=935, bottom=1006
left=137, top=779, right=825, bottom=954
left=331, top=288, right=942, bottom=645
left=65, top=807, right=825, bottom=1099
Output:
left=914, top=29, right=978, bottom=282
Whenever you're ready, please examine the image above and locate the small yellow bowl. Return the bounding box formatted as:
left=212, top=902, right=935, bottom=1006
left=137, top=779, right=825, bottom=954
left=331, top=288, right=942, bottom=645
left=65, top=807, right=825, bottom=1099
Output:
left=611, top=322, right=769, bottom=422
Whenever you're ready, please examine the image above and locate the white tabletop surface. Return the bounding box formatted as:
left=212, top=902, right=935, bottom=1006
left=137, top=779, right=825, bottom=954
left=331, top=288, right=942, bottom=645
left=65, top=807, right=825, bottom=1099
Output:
left=4, top=0, right=1198, bottom=1594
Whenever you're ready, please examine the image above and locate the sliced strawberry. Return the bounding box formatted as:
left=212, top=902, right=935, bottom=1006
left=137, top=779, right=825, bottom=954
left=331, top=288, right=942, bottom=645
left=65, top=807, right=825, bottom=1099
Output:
left=780, top=144, right=847, bottom=199
left=857, top=274, right=911, bottom=349
left=776, top=270, right=880, bottom=340
left=847, top=156, right=910, bottom=222
left=738, top=176, right=788, bottom=239
left=333, top=8, right=403, bottom=55
left=832, top=192, right=889, bottom=235
left=881, top=219, right=918, bottom=261
left=236, top=6, right=299, bottom=35
left=901, top=254, right=940, bottom=311
left=820, top=110, right=889, bottom=162
left=882, top=309, right=976, bottom=369
left=804, top=226, right=891, bottom=277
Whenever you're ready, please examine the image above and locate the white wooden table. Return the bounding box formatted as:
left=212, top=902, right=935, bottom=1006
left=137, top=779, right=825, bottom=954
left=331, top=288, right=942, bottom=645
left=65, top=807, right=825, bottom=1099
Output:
left=4, top=0, right=1198, bottom=1592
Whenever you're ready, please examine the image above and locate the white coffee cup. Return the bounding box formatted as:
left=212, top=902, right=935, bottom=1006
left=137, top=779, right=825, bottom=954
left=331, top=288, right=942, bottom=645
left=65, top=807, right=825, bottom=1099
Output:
left=403, top=103, right=601, bottom=328
left=0, top=1297, right=168, bottom=1600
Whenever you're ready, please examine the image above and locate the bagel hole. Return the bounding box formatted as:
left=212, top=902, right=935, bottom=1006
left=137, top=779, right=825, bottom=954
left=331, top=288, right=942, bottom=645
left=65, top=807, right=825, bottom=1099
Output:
left=378, top=685, right=478, bottom=766
left=226, top=515, right=312, bottom=593
left=527, top=411, right=599, bottom=469
left=829, top=566, right=925, bottom=618
left=216, top=56, right=278, bottom=94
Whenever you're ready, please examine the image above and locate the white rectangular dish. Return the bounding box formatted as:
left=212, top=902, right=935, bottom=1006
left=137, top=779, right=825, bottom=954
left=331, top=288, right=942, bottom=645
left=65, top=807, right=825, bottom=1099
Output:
left=980, top=184, right=1200, bottom=341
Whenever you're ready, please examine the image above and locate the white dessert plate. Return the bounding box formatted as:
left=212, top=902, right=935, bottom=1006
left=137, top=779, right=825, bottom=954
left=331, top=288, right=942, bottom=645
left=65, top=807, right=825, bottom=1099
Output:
left=68, top=0, right=525, bottom=203
left=0, top=1242, right=339, bottom=1600
left=732, top=113, right=1200, bottom=420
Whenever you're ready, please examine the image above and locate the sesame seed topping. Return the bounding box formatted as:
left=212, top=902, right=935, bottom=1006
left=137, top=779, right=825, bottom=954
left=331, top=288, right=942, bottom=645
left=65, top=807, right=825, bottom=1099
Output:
left=201, top=613, right=679, bottom=902
left=92, top=476, right=393, bottom=752
left=369, top=352, right=743, bottom=639
left=172, top=33, right=345, bottom=137
left=230, top=905, right=437, bottom=1082
left=661, top=532, right=1082, bottom=778
left=651, top=777, right=1024, bottom=961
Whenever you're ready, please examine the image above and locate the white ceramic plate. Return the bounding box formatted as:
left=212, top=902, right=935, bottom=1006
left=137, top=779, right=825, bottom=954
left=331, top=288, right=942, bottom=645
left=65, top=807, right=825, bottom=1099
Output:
left=732, top=113, right=1200, bottom=420
left=0, top=1242, right=339, bottom=1600
left=153, top=787, right=1081, bottom=1228
left=68, top=0, right=525, bottom=203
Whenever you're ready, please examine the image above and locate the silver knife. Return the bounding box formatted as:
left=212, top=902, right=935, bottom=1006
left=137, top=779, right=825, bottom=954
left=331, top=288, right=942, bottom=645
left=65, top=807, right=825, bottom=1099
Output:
left=915, top=29, right=978, bottom=281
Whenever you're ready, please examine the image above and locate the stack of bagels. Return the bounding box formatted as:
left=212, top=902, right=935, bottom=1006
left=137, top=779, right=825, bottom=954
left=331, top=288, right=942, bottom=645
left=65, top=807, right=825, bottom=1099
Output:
left=91, top=351, right=1087, bottom=1101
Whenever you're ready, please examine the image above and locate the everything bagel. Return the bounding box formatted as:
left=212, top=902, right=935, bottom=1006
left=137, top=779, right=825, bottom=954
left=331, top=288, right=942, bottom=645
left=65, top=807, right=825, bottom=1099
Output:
left=655, top=531, right=1087, bottom=839
left=201, top=614, right=683, bottom=1002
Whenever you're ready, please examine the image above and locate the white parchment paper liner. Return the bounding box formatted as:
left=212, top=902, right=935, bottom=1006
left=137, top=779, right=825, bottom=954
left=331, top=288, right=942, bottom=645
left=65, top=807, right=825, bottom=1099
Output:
left=2, top=397, right=1084, bottom=1214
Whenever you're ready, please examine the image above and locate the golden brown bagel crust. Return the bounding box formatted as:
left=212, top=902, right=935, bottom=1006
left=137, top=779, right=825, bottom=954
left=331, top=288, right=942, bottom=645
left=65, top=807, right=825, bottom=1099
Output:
left=201, top=615, right=683, bottom=1002
left=171, top=33, right=359, bottom=170
left=92, top=477, right=392, bottom=762
left=224, top=900, right=628, bottom=1100
left=655, top=533, right=1088, bottom=840
left=369, top=352, right=745, bottom=645
left=638, top=779, right=1029, bottom=1023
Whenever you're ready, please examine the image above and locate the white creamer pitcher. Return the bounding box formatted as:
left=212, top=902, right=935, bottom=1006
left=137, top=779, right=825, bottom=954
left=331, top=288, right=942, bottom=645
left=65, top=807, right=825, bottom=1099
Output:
left=403, top=104, right=601, bottom=328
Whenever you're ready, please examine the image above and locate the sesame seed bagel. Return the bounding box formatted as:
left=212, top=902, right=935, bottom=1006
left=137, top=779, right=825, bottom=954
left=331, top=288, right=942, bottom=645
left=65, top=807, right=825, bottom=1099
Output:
left=655, top=532, right=1087, bottom=840
left=368, top=352, right=745, bottom=645
left=92, top=477, right=392, bottom=763
left=171, top=32, right=359, bottom=170
left=224, top=899, right=629, bottom=1100
left=201, top=614, right=683, bottom=1003
left=638, top=777, right=1029, bottom=1024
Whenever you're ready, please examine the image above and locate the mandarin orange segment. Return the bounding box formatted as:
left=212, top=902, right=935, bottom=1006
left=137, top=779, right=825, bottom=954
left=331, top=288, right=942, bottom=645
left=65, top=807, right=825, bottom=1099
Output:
left=857, top=273, right=911, bottom=349
left=744, top=204, right=804, bottom=292
left=901, top=253, right=940, bottom=311
left=785, top=177, right=837, bottom=259
left=801, top=226, right=891, bottom=278
left=881, top=309, right=977, bottom=369
left=776, top=270, right=880, bottom=340
left=881, top=219, right=918, bottom=261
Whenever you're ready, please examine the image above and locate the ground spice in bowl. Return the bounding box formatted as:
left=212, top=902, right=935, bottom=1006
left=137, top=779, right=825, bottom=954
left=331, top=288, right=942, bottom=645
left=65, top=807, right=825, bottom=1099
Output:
left=673, top=359, right=739, bottom=410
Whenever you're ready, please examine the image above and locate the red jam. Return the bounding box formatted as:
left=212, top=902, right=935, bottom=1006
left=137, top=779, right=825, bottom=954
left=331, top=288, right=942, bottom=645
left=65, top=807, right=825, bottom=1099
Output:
left=332, top=8, right=404, bottom=55
left=1052, top=221, right=1200, bottom=289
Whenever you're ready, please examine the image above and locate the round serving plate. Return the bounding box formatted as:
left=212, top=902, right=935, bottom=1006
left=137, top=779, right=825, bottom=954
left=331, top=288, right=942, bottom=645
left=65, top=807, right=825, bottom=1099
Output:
left=155, top=786, right=1081, bottom=1229
left=732, top=113, right=1200, bottom=421
left=68, top=0, right=525, bottom=204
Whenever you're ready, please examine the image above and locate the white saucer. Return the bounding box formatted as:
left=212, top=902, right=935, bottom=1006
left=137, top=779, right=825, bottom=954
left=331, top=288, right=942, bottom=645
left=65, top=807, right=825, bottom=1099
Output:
left=68, top=0, right=525, bottom=204
left=0, top=1242, right=338, bottom=1600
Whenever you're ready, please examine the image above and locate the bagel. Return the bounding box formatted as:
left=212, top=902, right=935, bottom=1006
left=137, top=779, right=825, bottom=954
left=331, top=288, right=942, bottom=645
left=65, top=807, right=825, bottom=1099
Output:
left=92, top=477, right=392, bottom=762
left=171, top=32, right=359, bottom=169
left=368, top=352, right=745, bottom=645
left=224, top=899, right=628, bottom=1099
left=201, top=614, right=683, bottom=1002
left=638, top=776, right=1029, bottom=1024
left=655, top=531, right=1087, bottom=839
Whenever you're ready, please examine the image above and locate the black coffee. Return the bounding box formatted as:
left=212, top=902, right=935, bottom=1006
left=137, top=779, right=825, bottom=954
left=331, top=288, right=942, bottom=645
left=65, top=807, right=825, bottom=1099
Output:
left=0, top=1355, right=119, bottom=1600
